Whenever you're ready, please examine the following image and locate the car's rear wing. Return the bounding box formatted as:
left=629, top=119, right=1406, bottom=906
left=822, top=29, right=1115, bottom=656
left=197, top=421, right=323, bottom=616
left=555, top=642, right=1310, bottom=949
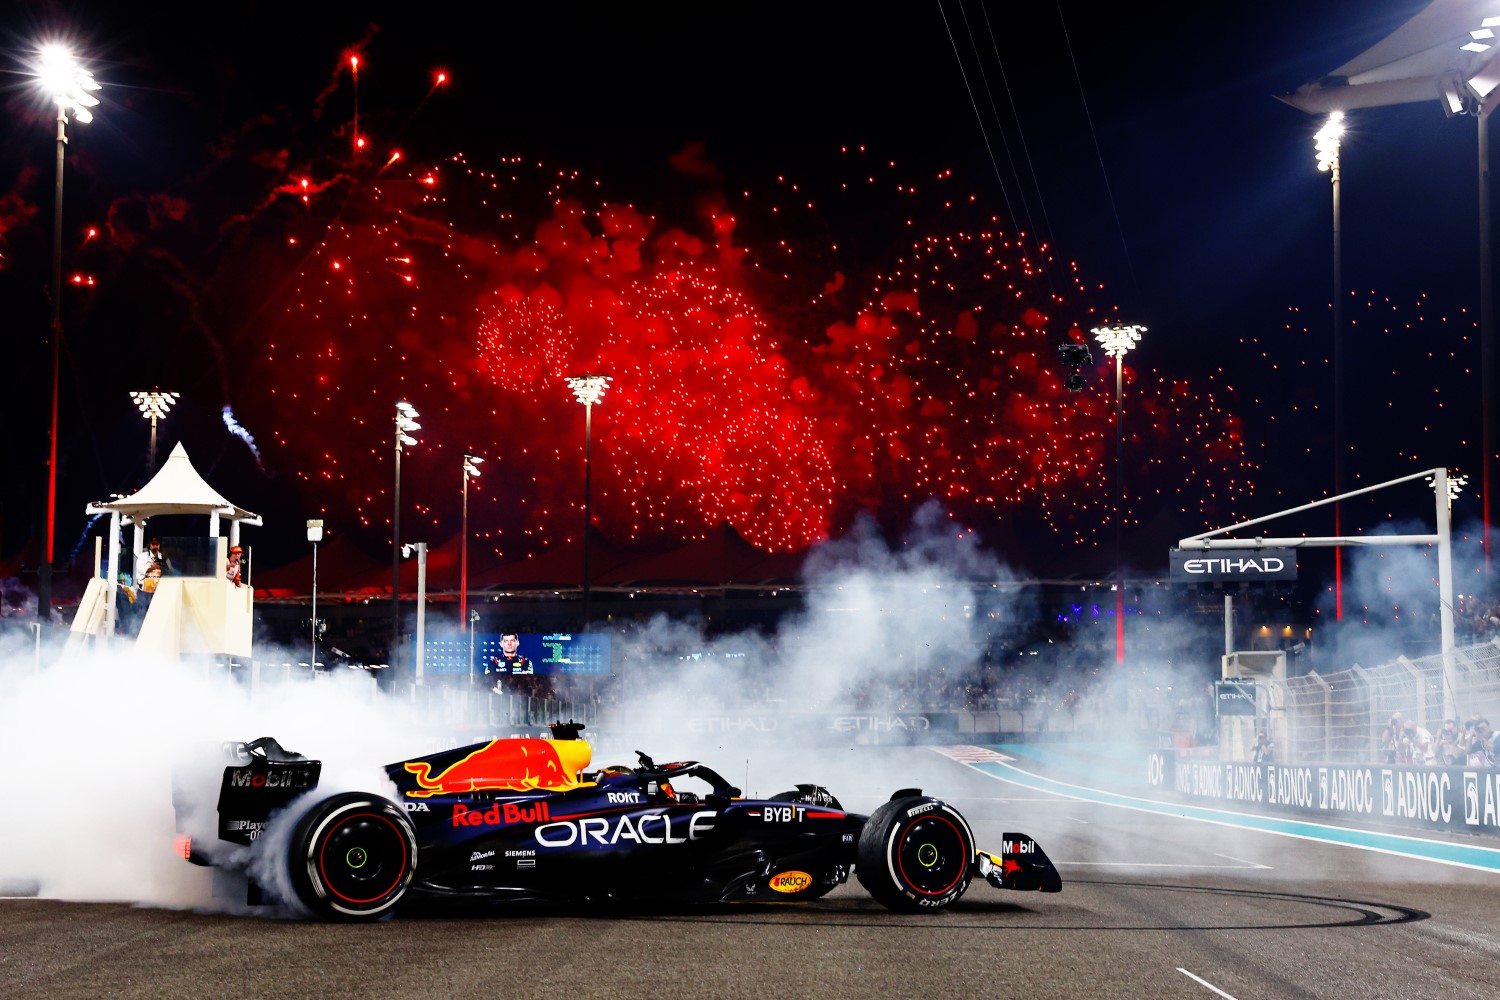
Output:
left=215, top=737, right=322, bottom=847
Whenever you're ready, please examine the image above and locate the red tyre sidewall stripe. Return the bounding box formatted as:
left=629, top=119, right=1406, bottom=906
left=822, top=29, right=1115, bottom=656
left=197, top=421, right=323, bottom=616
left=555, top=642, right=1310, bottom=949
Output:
left=893, top=814, right=966, bottom=896
left=317, top=810, right=409, bottom=905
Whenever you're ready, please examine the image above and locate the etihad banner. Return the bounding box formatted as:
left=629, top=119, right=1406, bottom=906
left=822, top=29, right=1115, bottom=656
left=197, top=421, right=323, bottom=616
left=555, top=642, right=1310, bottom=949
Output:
left=1169, top=547, right=1297, bottom=583
left=1145, top=752, right=1500, bottom=836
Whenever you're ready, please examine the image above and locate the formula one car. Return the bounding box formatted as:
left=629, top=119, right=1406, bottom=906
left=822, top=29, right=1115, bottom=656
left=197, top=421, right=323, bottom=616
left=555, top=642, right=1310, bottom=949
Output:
left=174, top=723, right=1060, bottom=920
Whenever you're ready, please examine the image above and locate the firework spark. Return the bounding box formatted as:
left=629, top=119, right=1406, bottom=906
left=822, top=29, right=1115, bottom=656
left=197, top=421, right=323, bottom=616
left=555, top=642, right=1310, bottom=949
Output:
left=244, top=141, right=1258, bottom=567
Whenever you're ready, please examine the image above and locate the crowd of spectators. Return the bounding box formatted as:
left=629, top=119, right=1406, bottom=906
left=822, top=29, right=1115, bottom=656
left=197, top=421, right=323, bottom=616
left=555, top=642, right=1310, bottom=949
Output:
left=1460, top=598, right=1500, bottom=641
left=1384, top=711, right=1499, bottom=766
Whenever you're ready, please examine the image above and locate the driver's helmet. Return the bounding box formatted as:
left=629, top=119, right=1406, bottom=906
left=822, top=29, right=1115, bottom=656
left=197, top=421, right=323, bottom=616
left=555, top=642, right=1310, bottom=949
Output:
left=594, top=765, right=632, bottom=784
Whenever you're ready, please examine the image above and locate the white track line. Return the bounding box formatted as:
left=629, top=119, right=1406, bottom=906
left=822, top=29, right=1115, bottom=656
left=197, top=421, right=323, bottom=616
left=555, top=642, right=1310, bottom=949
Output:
left=1214, top=852, right=1273, bottom=870
left=1178, top=967, right=1240, bottom=999
left=1056, top=862, right=1266, bottom=870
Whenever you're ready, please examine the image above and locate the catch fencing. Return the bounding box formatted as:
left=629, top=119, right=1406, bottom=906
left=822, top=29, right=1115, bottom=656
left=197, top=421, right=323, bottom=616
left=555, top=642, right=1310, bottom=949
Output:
left=1283, top=638, right=1500, bottom=764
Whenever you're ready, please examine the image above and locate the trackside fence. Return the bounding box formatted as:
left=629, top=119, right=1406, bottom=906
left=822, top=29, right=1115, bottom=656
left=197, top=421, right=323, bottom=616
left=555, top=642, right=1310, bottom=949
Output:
left=1283, top=638, right=1500, bottom=764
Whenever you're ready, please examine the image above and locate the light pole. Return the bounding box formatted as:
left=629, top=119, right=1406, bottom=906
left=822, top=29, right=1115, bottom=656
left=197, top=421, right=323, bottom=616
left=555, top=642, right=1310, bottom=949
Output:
left=409, top=541, right=428, bottom=687
left=1315, top=110, right=1346, bottom=621
left=468, top=608, right=480, bottom=690
left=36, top=44, right=100, bottom=623
left=1092, top=323, right=1145, bottom=666
left=461, top=452, right=483, bottom=632
left=393, top=401, right=420, bottom=680
left=307, top=520, right=324, bottom=670
left=566, top=375, right=611, bottom=630
left=130, top=390, right=180, bottom=472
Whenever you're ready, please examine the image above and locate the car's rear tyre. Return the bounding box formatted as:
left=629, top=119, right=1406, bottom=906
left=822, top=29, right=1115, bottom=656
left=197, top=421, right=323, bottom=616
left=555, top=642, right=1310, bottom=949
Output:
left=287, top=792, right=417, bottom=921
left=856, top=796, right=974, bottom=912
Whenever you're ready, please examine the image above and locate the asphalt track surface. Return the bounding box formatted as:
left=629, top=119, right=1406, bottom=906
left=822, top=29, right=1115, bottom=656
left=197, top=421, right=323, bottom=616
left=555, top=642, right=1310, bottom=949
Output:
left=4, top=747, right=1499, bottom=1000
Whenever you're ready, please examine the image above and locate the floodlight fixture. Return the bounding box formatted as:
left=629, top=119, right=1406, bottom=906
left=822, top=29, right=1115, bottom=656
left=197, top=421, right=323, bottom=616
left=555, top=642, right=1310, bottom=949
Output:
left=1314, top=111, right=1343, bottom=172
left=130, top=389, right=180, bottom=421
left=566, top=374, right=611, bottom=407
left=1091, top=324, right=1146, bottom=359
left=1428, top=471, right=1468, bottom=509
left=130, top=389, right=180, bottom=470
left=37, top=45, right=101, bottom=124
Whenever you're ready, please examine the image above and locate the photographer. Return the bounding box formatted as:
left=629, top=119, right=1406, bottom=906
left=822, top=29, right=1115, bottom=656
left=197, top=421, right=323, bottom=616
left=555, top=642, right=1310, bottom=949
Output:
left=1383, top=712, right=1405, bottom=764
left=1466, top=720, right=1497, bottom=767
left=1402, top=720, right=1435, bottom=766
left=1436, top=719, right=1464, bottom=766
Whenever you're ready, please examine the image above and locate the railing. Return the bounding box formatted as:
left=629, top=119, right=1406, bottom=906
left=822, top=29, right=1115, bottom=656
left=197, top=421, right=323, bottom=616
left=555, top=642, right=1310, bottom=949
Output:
left=1284, top=638, right=1500, bottom=763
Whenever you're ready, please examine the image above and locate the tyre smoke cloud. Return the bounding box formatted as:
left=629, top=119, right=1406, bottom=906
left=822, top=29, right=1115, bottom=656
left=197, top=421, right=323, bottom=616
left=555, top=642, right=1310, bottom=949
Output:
left=1313, top=516, right=1487, bottom=677
left=0, top=503, right=1251, bottom=913
left=0, top=639, right=421, bottom=911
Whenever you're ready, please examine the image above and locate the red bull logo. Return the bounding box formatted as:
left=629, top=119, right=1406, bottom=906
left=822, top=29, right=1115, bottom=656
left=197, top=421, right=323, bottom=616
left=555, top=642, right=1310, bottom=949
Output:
left=404, top=738, right=592, bottom=798
left=452, top=801, right=551, bottom=827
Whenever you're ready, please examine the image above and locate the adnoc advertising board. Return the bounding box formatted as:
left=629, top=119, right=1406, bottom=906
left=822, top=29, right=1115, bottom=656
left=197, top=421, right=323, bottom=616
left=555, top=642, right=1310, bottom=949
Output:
left=1145, top=751, right=1500, bottom=837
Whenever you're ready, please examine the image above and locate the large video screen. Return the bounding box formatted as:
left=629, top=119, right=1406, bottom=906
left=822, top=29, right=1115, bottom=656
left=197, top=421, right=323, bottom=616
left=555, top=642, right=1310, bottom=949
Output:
left=421, top=632, right=611, bottom=677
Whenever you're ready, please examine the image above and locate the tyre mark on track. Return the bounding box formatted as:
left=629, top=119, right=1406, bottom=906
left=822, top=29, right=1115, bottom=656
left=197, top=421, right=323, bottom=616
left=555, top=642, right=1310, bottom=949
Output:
left=622, top=881, right=1428, bottom=931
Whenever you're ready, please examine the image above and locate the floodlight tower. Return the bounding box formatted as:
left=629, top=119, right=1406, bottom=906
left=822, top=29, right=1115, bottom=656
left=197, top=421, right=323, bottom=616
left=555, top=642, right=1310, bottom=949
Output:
left=1315, top=111, right=1346, bottom=621
left=36, top=44, right=100, bottom=622
left=566, top=375, right=611, bottom=630
left=130, top=390, right=180, bottom=471
left=1092, top=323, right=1146, bottom=665
left=461, top=452, right=483, bottom=628
left=307, top=519, right=324, bottom=670
left=392, top=401, right=420, bottom=679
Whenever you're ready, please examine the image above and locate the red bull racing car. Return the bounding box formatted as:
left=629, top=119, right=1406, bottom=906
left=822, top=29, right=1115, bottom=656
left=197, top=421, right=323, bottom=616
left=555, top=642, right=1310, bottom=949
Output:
left=175, top=723, right=1060, bottom=921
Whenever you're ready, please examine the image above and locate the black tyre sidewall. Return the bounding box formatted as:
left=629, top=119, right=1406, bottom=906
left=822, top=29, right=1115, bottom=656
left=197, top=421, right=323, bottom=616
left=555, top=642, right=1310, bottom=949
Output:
left=288, top=792, right=417, bottom=921
left=856, top=796, right=974, bottom=912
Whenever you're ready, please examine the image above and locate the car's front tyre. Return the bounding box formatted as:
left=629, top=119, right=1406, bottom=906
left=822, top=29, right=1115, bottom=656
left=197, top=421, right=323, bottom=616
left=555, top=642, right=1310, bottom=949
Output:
left=856, top=795, right=974, bottom=912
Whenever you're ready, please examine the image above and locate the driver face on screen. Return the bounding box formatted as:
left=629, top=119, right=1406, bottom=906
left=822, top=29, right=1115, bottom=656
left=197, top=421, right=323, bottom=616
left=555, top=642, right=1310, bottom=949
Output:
left=501, top=633, right=520, bottom=656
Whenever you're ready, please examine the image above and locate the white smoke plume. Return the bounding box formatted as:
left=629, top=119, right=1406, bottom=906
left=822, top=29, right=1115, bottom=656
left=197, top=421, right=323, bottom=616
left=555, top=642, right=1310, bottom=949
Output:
left=0, top=500, right=1235, bottom=912
left=221, top=405, right=263, bottom=467
left=0, top=637, right=422, bottom=910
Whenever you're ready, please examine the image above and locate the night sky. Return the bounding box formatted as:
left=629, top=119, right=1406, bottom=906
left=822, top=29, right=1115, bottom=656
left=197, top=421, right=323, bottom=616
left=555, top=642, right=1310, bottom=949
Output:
left=0, top=0, right=1488, bottom=601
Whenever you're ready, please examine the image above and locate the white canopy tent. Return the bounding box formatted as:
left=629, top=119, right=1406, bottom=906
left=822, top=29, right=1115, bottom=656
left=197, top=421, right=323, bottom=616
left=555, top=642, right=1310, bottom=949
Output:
left=83, top=443, right=261, bottom=637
